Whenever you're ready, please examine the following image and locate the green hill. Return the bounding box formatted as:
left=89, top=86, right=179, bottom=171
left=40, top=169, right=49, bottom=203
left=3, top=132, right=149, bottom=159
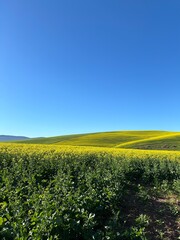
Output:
left=54, top=131, right=169, bottom=147
left=14, top=130, right=180, bottom=150
left=117, top=133, right=180, bottom=150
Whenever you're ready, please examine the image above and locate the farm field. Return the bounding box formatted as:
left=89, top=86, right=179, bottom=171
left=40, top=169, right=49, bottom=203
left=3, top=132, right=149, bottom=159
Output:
left=0, top=142, right=180, bottom=239
left=2, top=0, right=180, bottom=239
left=16, top=130, right=180, bottom=151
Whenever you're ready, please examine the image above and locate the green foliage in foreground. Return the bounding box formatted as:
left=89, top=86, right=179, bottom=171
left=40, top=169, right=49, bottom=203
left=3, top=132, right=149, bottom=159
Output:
left=0, top=144, right=179, bottom=239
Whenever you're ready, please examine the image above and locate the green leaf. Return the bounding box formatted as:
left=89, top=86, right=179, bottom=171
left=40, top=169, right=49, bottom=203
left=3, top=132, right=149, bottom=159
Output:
left=0, top=217, right=4, bottom=226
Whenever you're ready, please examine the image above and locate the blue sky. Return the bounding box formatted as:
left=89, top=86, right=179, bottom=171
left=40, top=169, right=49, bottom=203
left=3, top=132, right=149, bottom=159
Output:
left=0, top=0, right=180, bottom=137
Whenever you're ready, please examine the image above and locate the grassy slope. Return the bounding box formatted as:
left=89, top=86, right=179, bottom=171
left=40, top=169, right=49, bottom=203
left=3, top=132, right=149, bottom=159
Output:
left=16, top=131, right=168, bottom=145
left=118, top=133, right=180, bottom=150
left=15, top=130, right=180, bottom=150
left=54, top=131, right=169, bottom=147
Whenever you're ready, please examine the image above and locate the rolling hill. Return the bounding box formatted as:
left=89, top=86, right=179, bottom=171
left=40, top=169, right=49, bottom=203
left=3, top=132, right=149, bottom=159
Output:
left=14, top=130, right=180, bottom=150
left=117, top=133, right=180, bottom=150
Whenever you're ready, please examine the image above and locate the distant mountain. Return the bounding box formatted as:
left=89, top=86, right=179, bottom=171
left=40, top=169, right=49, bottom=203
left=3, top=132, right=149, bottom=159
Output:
left=0, top=135, right=30, bottom=142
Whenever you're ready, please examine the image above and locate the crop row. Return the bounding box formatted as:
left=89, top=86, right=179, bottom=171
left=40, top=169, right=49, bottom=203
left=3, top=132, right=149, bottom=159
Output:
left=0, top=144, right=179, bottom=239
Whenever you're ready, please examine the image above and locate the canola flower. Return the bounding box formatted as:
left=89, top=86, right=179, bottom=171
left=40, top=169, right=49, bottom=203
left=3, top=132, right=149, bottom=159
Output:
left=0, top=142, right=180, bottom=161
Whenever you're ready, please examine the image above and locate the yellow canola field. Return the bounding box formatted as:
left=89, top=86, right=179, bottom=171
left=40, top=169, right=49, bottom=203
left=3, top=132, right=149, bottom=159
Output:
left=0, top=143, right=180, bottom=162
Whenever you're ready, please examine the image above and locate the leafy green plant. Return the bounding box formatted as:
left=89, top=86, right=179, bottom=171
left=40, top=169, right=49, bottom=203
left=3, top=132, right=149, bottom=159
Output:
left=0, top=143, right=179, bottom=239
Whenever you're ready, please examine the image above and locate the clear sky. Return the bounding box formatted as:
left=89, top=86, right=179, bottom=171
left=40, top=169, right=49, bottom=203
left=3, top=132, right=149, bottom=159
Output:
left=0, top=0, right=180, bottom=137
